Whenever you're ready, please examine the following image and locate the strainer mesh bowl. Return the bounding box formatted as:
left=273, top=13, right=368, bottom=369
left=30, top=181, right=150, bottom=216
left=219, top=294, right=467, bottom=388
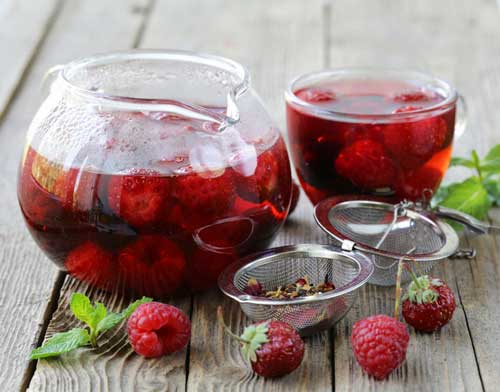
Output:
left=315, top=200, right=459, bottom=286
left=219, top=245, right=373, bottom=335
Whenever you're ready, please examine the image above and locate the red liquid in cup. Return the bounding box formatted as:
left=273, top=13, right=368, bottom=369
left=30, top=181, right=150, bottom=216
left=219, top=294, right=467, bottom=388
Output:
left=286, top=79, right=455, bottom=204
left=17, top=116, right=291, bottom=297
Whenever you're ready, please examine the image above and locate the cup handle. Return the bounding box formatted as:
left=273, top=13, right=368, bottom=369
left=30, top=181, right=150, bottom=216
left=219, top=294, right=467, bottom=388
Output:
left=41, top=64, right=64, bottom=96
left=454, top=93, right=467, bottom=140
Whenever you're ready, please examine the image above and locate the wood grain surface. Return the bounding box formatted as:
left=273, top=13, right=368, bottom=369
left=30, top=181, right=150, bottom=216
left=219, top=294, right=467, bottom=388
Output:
left=0, top=0, right=151, bottom=390
left=1, top=0, right=500, bottom=391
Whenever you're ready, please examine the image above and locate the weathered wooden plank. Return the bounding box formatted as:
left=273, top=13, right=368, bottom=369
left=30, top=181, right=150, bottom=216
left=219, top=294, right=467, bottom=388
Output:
left=457, top=210, right=500, bottom=392
left=0, top=0, right=152, bottom=390
left=0, top=0, right=61, bottom=120
left=333, top=261, right=483, bottom=392
left=28, top=278, right=190, bottom=392
left=327, top=0, right=498, bottom=390
left=142, top=0, right=329, bottom=390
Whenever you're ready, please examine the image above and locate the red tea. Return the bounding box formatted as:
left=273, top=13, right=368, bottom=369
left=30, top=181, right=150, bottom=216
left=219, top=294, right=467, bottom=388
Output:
left=286, top=78, right=455, bottom=204
left=18, top=114, right=291, bottom=297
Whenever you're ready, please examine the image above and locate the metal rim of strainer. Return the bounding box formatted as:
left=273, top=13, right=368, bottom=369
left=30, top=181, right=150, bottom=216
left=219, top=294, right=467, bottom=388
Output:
left=218, top=244, right=374, bottom=306
left=314, top=198, right=460, bottom=262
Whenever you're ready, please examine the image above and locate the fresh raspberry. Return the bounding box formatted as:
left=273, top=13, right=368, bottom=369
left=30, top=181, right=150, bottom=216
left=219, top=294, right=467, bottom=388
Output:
left=383, top=116, right=448, bottom=169
left=118, top=235, right=186, bottom=297
left=187, top=243, right=236, bottom=291
left=218, top=307, right=304, bottom=378
left=296, top=87, right=336, bottom=103
left=65, top=241, right=116, bottom=290
left=288, top=181, right=301, bottom=215
left=108, top=169, right=171, bottom=228
left=394, top=105, right=423, bottom=113
left=402, top=275, right=456, bottom=332
left=351, top=314, right=409, bottom=379
left=392, top=91, right=434, bottom=103
left=395, top=166, right=443, bottom=201
left=334, top=139, right=398, bottom=189
left=127, top=302, right=191, bottom=358
left=171, top=169, right=236, bottom=229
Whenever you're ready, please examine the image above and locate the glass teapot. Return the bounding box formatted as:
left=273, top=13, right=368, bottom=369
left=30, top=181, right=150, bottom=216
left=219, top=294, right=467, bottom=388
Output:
left=17, top=50, right=292, bottom=297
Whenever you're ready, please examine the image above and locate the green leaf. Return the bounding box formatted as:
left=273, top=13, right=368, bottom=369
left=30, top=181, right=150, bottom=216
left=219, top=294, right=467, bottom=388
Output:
left=450, top=157, right=475, bottom=168
left=70, top=293, right=97, bottom=329
left=480, top=145, right=500, bottom=174
left=30, top=328, right=90, bottom=359
left=121, top=297, right=153, bottom=318
left=484, top=177, right=500, bottom=205
left=485, top=144, right=500, bottom=161
left=94, top=302, right=107, bottom=324
left=96, top=313, right=124, bottom=334
left=439, top=177, right=491, bottom=220
left=96, top=297, right=152, bottom=334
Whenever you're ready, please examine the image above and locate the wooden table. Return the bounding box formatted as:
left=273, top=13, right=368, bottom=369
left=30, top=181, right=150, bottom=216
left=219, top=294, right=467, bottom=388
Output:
left=2, top=0, right=500, bottom=390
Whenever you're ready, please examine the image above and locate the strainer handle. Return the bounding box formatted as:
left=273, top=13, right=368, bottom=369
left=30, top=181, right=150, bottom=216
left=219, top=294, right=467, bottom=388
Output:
left=434, top=206, right=500, bottom=235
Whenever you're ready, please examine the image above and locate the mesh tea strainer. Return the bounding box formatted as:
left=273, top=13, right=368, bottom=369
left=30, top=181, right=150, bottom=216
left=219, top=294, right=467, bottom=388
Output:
left=314, top=198, right=484, bottom=286
left=218, top=244, right=373, bottom=336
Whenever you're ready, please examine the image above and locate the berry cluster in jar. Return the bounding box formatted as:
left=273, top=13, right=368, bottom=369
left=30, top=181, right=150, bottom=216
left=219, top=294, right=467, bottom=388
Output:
left=18, top=136, right=292, bottom=297
left=287, top=82, right=455, bottom=204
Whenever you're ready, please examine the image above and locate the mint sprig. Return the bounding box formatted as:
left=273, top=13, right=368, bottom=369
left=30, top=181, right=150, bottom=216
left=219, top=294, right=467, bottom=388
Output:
left=434, top=144, right=500, bottom=225
left=31, top=293, right=152, bottom=359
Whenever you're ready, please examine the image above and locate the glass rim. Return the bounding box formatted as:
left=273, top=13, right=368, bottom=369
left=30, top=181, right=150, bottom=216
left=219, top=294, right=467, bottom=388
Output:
left=284, top=67, right=458, bottom=122
left=57, top=49, right=250, bottom=109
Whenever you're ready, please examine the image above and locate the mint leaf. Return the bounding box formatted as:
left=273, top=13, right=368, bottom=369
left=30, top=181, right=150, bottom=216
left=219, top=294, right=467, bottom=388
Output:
left=94, top=302, right=107, bottom=324
left=484, top=177, right=500, bottom=205
left=480, top=145, right=500, bottom=174
left=122, top=297, right=152, bottom=318
left=450, top=157, right=475, bottom=168
left=440, top=177, right=491, bottom=220
left=30, top=328, right=90, bottom=359
left=96, top=313, right=124, bottom=334
left=70, top=293, right=97, bottom=328
left=96, top=297, right=152, bottom=334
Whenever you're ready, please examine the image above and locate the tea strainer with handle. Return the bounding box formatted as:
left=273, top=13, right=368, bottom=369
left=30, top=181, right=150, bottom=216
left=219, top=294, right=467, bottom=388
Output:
left=218, top=244, right=373, bottom=336
left=314, top=198, right=500, bottom=286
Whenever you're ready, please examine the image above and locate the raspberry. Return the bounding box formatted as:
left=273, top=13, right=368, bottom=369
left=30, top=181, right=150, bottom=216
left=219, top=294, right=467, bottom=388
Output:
left=383, top=117, right=448, bottom=169
left=394, top=105, right=423, bottom=113
left=392, top=91, right=434, bottom=103
left=218, top=308, right=305, bottom=378
left=395, top=166, right=443, bottom=201
left=127, top=302, right=191, bottom=358
left=171, top=169, right=236, bottom=229
left=402, top=275, right=456, bottom=332
left=351, top=314, right=409, bottom=379
left=296, top=87, right=336, bottom=103
left=118, top=235, right=186, bottom=297
left=235, top=150, right=280, bottom=203
left=65, top=241, right=116, bottom=290
left=334, top=139, right=398, bottom=189
left=108, top=169, right=171, bottom=228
